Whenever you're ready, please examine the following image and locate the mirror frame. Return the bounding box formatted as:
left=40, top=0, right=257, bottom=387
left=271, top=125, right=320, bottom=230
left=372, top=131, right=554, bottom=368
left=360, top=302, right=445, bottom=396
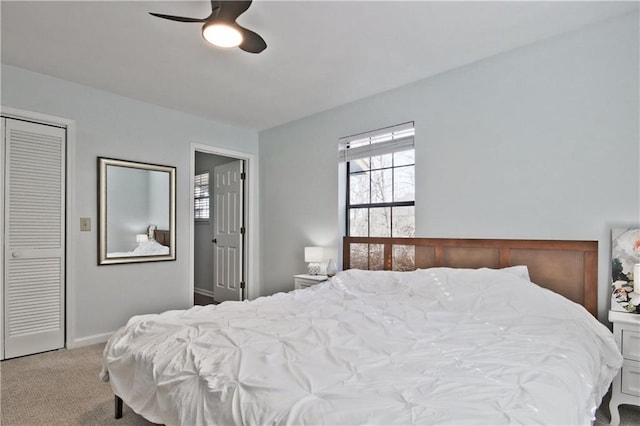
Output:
left=98, top=157, right=176, bottom=265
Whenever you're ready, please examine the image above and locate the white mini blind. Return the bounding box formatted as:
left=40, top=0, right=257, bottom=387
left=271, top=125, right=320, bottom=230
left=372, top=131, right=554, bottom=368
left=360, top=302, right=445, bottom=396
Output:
left=339, top=122, right=414, bottom=162
left=194, top=172, right=210, bottom=220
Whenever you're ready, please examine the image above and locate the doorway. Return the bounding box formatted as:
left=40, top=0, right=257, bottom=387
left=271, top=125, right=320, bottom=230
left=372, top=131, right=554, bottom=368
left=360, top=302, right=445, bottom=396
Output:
left=191, top=144, right=256, bottom=305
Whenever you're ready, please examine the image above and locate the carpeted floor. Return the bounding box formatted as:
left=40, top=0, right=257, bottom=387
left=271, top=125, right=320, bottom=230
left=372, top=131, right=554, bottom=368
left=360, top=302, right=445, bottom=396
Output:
left=0, top=344, right=153, bottom=425
left=1, top=343, right=639, bottom=425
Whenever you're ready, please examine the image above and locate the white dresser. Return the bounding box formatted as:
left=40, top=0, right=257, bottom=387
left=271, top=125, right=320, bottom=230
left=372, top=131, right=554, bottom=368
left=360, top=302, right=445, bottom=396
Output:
left=608, top=310, right=640, bottom=425
left=293, top=274, right=328, bottom=290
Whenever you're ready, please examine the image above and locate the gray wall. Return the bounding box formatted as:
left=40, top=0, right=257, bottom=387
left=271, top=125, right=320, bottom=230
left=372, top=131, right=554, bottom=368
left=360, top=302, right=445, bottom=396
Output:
left=148, top=170, right=170, bottom=230
left=106, top=166, right=151, bottom=252
left=106, top=167, right=170, bottom=253
left=1, top=64, right=259, bottom=345
left=259, top=12, right=640, bottom=321
left=193, top=152, right=236, bottom=296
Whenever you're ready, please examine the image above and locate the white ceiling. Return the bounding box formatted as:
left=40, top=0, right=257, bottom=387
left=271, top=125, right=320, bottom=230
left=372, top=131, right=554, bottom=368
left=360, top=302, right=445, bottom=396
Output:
left=1, top=1, right=637, bottom=130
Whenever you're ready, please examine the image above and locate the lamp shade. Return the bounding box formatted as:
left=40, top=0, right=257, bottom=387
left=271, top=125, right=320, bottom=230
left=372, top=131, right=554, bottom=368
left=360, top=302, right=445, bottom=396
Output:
left=304, top=246, right=323, bottom=263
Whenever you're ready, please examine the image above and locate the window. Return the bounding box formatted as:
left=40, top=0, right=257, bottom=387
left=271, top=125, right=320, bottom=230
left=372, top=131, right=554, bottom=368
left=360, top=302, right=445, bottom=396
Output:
left=194, top=172, right=210, bottom=221
left=340, top=122, right=415, bottom=238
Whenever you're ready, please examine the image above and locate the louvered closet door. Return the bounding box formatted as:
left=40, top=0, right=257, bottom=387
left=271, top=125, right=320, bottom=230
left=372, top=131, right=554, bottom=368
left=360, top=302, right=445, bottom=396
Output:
left=4, top=118, right=66, bottom=359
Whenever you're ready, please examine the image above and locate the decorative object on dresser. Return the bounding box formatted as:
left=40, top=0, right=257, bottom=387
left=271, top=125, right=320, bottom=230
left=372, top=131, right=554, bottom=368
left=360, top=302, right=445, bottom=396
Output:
left=326, top=258, right=337, bottom=277
left=293, top=274, right=328, bottom=290
left=608, top=310, right=640, bottom=425
left=304, top=246, right=323, bottom=275
left=611, top=228, right=640, bottom=314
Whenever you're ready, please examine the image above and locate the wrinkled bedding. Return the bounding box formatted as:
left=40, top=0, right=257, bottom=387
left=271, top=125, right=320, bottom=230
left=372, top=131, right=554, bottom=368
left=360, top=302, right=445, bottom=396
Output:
left=101, top=268, right=622, bottom=425
left=107, top=240, right=169, bottom=258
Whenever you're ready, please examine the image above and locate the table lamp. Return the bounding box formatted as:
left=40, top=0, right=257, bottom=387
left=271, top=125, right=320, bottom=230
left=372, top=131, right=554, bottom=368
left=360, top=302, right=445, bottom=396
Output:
left=305, top=246, right=323, bottom=275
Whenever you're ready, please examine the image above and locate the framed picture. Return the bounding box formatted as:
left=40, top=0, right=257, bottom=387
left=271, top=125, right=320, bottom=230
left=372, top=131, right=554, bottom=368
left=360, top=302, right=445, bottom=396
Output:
left=98, top=157, right=176, bottom=265
left=611, top=227, right=640, bottom=313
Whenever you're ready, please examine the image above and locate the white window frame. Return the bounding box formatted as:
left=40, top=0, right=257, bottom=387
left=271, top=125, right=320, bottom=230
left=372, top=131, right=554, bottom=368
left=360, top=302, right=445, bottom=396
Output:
left=340, top=122, right=415, bottom=238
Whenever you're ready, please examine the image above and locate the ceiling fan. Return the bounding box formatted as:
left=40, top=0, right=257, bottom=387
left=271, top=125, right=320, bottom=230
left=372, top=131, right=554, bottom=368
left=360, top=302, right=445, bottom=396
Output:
left=149, top=0, right=267, bottom=54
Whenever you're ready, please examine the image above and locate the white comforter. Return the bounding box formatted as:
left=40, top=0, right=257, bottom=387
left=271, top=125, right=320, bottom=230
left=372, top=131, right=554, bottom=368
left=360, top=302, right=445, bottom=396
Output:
left=101, top=268, right=622, bottom=425
left=107, top=240, right=169, bottom=258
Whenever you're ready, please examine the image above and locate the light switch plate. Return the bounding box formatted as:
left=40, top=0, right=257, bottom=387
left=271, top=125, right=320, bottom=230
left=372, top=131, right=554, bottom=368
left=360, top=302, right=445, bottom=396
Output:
left=80, top=217, right=91, bottom=231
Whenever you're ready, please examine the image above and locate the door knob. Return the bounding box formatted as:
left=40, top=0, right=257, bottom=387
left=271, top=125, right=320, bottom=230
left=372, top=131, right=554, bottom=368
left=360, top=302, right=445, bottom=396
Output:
left=212, top=239, right=217, bottom=243
left=11, top=251, right=22, bottom=258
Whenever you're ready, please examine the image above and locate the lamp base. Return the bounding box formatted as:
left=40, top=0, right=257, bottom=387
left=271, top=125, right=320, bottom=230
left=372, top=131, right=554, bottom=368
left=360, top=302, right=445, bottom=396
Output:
left=308, top=262, right=321, bottom=275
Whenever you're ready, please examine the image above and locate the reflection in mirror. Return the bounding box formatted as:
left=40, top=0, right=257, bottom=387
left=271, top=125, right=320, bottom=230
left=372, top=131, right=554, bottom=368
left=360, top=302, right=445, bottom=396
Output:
left=98, top=157, right=176, bottom=265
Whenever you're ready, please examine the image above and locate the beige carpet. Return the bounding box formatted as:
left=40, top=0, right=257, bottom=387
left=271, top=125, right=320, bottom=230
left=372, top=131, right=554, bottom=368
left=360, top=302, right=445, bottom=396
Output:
left=1, top=344, right=153, bottom=425
left=1, top=343, right=639, bottom=425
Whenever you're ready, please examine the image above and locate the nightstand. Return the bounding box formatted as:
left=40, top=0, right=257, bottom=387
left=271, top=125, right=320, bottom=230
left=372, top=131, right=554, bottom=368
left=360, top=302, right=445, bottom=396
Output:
left=608, top=310, right=640, bottom=426
left=293, top=274, right=328, bottom=290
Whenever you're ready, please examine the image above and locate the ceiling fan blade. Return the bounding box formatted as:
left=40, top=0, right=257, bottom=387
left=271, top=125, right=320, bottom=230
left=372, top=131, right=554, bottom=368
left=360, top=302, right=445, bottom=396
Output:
left=217, top=0, right=253, bottom=22
left=149, top=12, right=206, bottom=23
left=238, top=25, right=266, bottom=54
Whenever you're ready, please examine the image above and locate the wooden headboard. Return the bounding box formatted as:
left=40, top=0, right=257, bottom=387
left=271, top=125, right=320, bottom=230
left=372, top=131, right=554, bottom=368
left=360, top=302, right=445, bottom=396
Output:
left=343, top=237, right=598, bottom=317
left=154, top=229, right=170, bottom=247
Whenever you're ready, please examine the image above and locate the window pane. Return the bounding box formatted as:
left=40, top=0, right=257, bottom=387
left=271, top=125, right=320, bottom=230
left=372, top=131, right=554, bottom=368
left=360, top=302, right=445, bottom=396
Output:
left=194, top=172, right=210, bottom=220
left=393, top=165, right=414, bottom=202
left=349, top=172, right=370, bottom=205
left=370, top=153, right=392, bottom=170
left=194, top=185, right=209, bottom=198
left=394, top=149, right=414, bottom=167
left=370, top=169, right=392, bottom=204
left=349, top=208, right=369, bottom=237
left=349, top=243, right=385, bottom=270
left=369, top=207, right=391, bottom=237
left=369, top=244, right=385, bottom=270
left=195, top=198, right=209, bottom=220
left=344, top=124, right=415, bottom=239
left=393, top=245, right=415, bottom=271
left=350, top=244, right=369, bottom=269
left=392, top=206, right=415, bottom=237
left=350, top=158, right=370, bottom=172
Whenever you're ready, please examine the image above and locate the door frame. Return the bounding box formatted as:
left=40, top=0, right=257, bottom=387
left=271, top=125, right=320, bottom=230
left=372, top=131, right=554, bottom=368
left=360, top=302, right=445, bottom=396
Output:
left=0, top=106, right=77, bottom=359
left=190, top=143, right=259, bottom=302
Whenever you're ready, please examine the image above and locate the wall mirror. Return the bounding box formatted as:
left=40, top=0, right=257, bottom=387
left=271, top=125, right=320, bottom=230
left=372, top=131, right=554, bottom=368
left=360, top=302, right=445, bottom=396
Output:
left=98, top=157, right=176, bottom=265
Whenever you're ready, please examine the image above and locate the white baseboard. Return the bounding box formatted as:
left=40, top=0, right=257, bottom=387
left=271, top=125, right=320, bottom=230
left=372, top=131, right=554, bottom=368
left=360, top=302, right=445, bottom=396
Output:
left=195, top=288, right=214, bottom=298
left=69, top=289, right=213, bottom=349
left=69, top=331, right=113, bottom=348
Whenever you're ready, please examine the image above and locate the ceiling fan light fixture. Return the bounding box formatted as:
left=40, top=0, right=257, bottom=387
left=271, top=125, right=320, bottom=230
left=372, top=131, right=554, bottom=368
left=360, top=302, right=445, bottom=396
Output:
left=202, top=22, right=243, bottom=48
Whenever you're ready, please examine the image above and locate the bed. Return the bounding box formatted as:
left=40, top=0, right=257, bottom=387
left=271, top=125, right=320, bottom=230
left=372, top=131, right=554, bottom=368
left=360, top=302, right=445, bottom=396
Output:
left=154, top=229, right=171, bottom=247
left=105, top=228, right=171, bottom=258
left=101, top=237, right=622, bottom=425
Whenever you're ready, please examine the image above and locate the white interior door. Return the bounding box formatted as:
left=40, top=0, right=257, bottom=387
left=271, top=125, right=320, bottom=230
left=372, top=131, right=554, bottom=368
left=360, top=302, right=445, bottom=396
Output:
left=213, top=160, right=244, bottom=302
left=3, top=118, right=66, bottom=359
